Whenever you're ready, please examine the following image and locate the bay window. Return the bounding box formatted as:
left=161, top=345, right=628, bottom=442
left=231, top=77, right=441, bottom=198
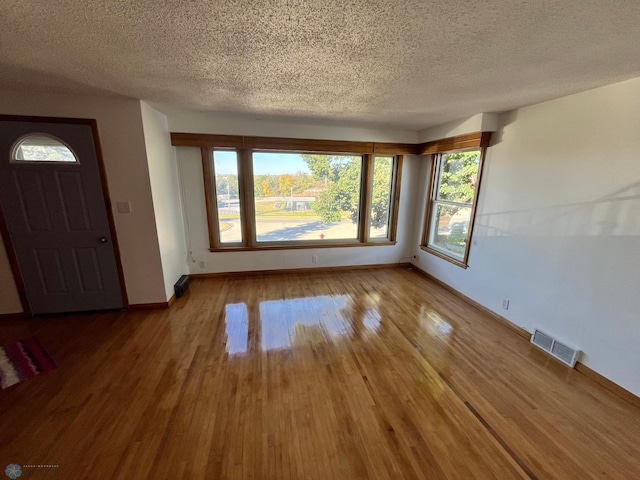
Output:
left=195, top=136, right=405, bottom=251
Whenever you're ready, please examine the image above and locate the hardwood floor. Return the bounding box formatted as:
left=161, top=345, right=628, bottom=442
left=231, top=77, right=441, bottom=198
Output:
left=0, top=267, right=639, bottom=479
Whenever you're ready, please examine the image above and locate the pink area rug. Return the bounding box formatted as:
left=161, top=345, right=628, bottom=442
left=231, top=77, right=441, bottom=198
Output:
left=0, top=336, right=57, bottom=390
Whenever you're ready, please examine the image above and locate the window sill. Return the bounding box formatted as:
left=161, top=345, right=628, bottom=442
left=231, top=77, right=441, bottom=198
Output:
left=210, top=241, right=397, bottom=252
left=419, top=245, right=468, bottom=269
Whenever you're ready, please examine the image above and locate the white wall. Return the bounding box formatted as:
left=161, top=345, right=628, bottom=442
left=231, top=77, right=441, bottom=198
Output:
left=413, top=77, right=640, bottom=396
left=163, top=107, right=420, bottom=143
left=0, top=91, right=167, bottom=312
left=170, top=110, right=420, bottom=274
left=178, top=147, right=419, bottom=274
left=141, top=102, right=188, bottom=300
left=418, top=113, right=499, bottom=143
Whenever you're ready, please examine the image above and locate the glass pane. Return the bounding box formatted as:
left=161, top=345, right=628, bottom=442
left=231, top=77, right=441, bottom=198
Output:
left=436, top=150, right=480, bottom=203
left=252, top=152, right=362, bottom=242
left=428, top=204, right=471, bottom=261
left=213, top=150, right=242, bottom=244
left=12, top=134, right=78, bottom=163
left=369, top=156, right=394, bottom=239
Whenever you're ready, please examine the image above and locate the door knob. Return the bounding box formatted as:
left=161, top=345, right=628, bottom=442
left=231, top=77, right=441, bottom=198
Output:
left=98, top=236, right=108, bottom=243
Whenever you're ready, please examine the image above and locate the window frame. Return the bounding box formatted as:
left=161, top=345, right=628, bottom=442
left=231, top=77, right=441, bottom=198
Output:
left=421, top=144, right=488, bottom=268
left=10, top=132, right=80, bottom=164
left=200, top=143, right=404, bottom=251
left=367, top=154, right=402, bottom=243
left=202, top=148, right=247, bottom=248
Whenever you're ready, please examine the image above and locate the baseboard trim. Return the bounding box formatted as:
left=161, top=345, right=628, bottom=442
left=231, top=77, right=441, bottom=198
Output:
left=2, top=298, right=179, bottom=315
left=575, top=362, right=640, bottom=409
left=190, top=263, right=404, bottom=279
left=407, top=263, right=640, bottom=408
left=128, top=293, right=177, bottom=310
left=0, top=312, right=29, bottom=320
left=408, top=263, right=530, bottom=340
left=128, top=301, right=169, bottom=310
left=167, top=293, right=177, bottom=307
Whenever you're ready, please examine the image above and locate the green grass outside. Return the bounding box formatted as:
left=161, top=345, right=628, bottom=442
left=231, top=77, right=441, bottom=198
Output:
left=218, top=201, right=351, bottom=220
left=253, top=200, right=350, bottom=219
left=255, top=201, right=319, bottom=217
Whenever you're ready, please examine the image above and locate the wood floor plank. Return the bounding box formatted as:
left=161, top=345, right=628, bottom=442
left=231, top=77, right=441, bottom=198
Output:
left=0, top=267, right=638, bottom=479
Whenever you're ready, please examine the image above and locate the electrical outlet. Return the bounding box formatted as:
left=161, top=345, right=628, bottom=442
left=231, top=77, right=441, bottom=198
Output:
left=199, top=261, right=206, bottom=269
left=311, top=255, right=318, bottom=264
left=502, top=299, right=510, bottom=310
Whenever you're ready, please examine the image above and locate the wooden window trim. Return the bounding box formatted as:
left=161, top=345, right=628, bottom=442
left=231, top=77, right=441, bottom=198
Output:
left=389, top=155, right=403, bottom=243
left=201, top=145, right=403, bottom=250
left=418, top=131, right=492, bottom=155
left=361, top=154, right=373, bottom=243
left=200, top=148, right=219, bottom=248
left=367, top=154, right=402, bottom=243
left=209, top=241, right=396, bottom=252
left=173, top=132, right=491, bottom=155
left=188, top=132, right=492, bottom=253
left=239, top=148, right=254, bottom=246
left=204, top=148, right=247, bottom=249
left=245, top=137, right=374, bottom=154
left=421, top=140, right=490, bottom=267
left=171, top=132, right=419, bottom=155
left=420, top=244, right=469, bottom=269
left=173, top=133, right=244, bottom=148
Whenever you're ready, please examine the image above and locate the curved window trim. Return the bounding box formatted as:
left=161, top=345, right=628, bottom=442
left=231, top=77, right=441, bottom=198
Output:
left=10, top=132, right=79, bottom=164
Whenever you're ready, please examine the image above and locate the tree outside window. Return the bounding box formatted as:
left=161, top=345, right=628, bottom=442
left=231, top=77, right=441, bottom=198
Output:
left=423, top=148, right=485, bottom=266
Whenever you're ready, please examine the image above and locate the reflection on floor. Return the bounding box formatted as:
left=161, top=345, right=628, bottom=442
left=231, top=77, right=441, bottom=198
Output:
left=226, top=294, right=384, bottom=354
left=0, top=267, right=639, bottom=479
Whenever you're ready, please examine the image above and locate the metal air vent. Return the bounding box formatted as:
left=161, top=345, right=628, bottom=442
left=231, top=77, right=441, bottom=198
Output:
left=531, top=328, right=580, bottom=368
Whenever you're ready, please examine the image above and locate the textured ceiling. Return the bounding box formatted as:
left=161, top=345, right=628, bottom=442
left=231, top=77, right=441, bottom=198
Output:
left=2, top=1, right=640, bottom=130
